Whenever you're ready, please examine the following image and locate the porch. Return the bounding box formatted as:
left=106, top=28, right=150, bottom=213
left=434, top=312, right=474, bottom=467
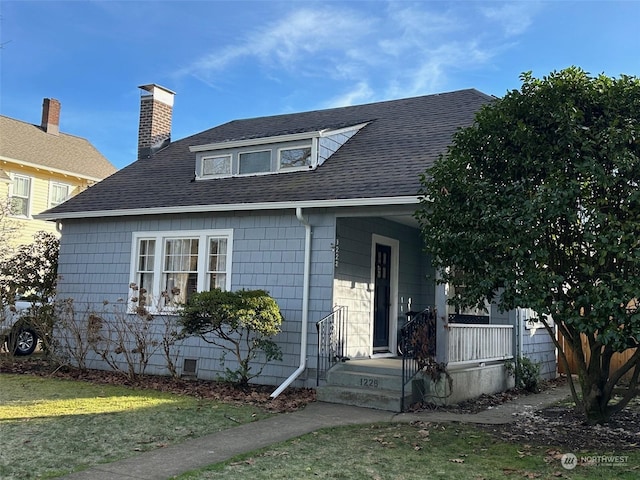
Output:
left=316, top=307, right=515, bottom=411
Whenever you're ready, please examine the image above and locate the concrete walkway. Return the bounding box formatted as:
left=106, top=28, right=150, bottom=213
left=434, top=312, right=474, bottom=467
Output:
left=58, top=383, right=571, bottom=480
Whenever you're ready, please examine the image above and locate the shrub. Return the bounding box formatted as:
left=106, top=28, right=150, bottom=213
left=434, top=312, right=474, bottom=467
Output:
left=506, top=357, right=542, bottom=393
left=179, top=289, right=283, bottom=386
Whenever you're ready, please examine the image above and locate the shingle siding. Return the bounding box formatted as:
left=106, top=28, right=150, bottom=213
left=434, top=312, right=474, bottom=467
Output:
left=521, top=325, right=557, bottom=380
left=55, top=210, right=336, bottom=387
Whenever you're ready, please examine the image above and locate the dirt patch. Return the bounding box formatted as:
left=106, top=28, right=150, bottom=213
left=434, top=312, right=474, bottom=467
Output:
left=479, top=400, right=640, bottom=453
left=411, top=376, right=640, bottom=452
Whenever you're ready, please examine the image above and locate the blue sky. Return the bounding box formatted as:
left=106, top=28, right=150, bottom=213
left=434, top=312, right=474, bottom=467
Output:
left=1, top=1, right=639, bottom=170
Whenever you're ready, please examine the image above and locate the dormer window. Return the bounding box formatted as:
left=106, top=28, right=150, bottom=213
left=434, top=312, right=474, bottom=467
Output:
left=202, top=155, right=231, bottom=176
left=279, top=145, right=312, bottom=170
left=239, top=150, right=271, bottom=175
left=190, top=122, right=369, bottom=180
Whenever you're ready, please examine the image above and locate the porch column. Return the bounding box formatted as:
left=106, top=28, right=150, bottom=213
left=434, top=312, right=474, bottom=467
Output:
left=435, top=269, right=448, bottom=364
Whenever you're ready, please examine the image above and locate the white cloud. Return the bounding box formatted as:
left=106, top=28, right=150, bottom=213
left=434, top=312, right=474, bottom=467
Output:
left=322, top=81, right=375, bottom=108
left=481, top=2, right=541, bottom=37
left=177, top=7, right=375, bottom=80
left=177, top=1, right=540, bottom=100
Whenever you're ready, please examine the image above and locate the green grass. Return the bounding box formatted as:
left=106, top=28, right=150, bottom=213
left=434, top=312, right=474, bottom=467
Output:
left=175, top=423, right=640, bottom=480
left=0, top=374, right=270, bottom=479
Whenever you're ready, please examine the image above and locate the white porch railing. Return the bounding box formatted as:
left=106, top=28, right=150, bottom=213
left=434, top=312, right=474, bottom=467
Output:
left=447, top=324, right=513, bottom=366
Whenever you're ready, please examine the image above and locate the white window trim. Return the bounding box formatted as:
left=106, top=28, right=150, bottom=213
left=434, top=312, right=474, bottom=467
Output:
left=129, top=229, right=233, bottom=313
left=49, top=181, right=72, bottom=208
left=9, top=173, right=32, bottom=218
left=277, top=143, right=315, bottom=172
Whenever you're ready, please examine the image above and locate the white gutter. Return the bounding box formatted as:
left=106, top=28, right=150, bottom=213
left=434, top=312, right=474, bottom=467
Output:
left=34, top=195, right=423, bottom=221
left=271, top=207, right=311, bottom=398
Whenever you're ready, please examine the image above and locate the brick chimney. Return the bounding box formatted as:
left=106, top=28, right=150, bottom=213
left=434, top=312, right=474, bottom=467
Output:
left=138, top=84, right=175, bottom=159
left=41, top=98, right=61, bottom=135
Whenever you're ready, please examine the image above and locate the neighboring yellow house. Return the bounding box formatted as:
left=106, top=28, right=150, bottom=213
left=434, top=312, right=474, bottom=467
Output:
left=0, top=98, right=116, bottom=247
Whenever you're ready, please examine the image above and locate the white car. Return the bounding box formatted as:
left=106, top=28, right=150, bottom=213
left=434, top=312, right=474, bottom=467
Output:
left=1, top=298, right=40, bottom=356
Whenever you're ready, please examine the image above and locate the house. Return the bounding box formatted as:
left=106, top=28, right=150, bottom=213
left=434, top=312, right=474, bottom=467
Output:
left=0, top=98, right=116, bottom=248
left=38, top=85, right=557, bottom=411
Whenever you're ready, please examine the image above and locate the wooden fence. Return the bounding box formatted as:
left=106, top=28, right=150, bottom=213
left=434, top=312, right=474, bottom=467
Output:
left=557, top=331, right=637, bottom=379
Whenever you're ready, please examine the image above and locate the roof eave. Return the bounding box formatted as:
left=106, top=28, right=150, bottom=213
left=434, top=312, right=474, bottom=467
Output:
left=0, top=155, right=108, bottom=182
left=35, top=195, right=425, bottom=221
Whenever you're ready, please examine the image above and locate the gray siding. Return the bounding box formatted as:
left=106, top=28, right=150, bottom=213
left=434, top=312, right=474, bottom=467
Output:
left=56, top=210, right=336, bottom=387
left=318, top=128, right=361, bottom=166
left=520, top=315, right=557, bottom=380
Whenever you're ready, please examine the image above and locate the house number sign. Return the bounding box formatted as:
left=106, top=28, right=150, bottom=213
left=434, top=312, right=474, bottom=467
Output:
left=360, top=377, right=379, bottom=388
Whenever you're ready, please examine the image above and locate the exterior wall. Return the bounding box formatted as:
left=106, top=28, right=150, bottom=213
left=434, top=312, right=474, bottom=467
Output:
left=1, top=163, right=91, bottom=247
left=490, top=306, right=556, bottom=380
left=55, top=209, right=337, bottom=388
left=318, top=129, right=360, bottom=166
left=333, top=217, right=434, bottom=358
left=519, top=309, right=557, bottom=380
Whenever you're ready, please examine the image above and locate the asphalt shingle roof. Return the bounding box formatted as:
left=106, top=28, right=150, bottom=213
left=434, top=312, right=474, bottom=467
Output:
left=43, top=89, right=493, bottom=217
left=0, top=115, right=117, bottom=180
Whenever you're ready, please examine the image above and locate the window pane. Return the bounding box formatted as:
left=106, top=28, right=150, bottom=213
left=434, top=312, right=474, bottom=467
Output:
left=202, top=156, right=231, bottom=175
left=138, top=273, right=154, bottom=307
left=208, top=238, right=227, bottom=274
left=280, top=147, right=312, bottom=169
left=138, top=239, right=155, bottom=271
left=10, top=197, right=28, bottom=216
left=164, top=239, right=199, bottom=272
left=10, top=176, right=30, bottom=216
left=51, top=184, right=70, bottom=206
left=14, top=176, right=30, bottom=196
left=239, top=150, right=271, bottom=174
left=164, top=272, right=197, bottom=304
left=209, top=273, right=226, bottom=290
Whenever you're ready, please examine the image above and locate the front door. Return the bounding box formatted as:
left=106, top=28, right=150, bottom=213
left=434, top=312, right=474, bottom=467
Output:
left=373, top=243, right=391, bottom=351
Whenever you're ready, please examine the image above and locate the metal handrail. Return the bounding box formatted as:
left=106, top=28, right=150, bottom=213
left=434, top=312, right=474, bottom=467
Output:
left=316, top=305, right=348, bottom=385
left=400, top=307, right=437, bottom=411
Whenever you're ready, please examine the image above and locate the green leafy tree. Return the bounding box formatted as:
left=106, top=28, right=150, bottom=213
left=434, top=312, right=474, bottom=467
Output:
left=0, top=231, right=59, bottom=303
left=179, top=289, right=283, bottom=385
left=416, top=67, right=640, bottom=424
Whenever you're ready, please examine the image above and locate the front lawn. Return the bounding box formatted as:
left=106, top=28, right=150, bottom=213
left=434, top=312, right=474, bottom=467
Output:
left=175, top=422, right=640, bottom=479
left=0, top=374, right=270, bottom=479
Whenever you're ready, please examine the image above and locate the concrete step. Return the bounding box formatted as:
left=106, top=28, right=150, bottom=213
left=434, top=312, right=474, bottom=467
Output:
left=333, top=358, right=404, bottom=376
left=316, top=385, right=411, bottom=412
left=326, top=369, right=404, bottom=391
left=318, top=359, right=410, bottom=412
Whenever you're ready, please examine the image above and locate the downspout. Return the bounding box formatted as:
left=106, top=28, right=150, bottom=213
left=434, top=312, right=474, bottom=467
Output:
left=270, top=207, right=311, bottom=398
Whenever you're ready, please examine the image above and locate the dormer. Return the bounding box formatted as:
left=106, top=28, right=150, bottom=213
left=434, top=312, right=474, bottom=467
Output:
left=189, top=122, right=368, bottom=180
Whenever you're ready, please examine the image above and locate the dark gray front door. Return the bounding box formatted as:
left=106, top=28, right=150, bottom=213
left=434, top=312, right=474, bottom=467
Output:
left=373, top=244, right=391, bottom=350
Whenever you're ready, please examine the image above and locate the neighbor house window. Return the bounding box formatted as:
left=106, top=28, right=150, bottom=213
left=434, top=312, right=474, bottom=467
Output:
left=131, top=229, right=233, bottom=311
left=49, top=182, right=72, bottom=207
left=9, top=174, right=31, bottom=217
left=279, top=145, right=312, bottom=170
left=202, top=155, right=231, bottom=176
left=239, top=150, right=271, bottom=174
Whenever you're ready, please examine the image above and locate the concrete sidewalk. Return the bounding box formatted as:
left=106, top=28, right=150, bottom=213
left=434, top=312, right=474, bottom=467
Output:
left=57, top=383, right=571, bottom=480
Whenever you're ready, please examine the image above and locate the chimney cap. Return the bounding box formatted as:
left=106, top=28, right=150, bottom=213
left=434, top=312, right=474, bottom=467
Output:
left=138, top=84, right=176, bottom=106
